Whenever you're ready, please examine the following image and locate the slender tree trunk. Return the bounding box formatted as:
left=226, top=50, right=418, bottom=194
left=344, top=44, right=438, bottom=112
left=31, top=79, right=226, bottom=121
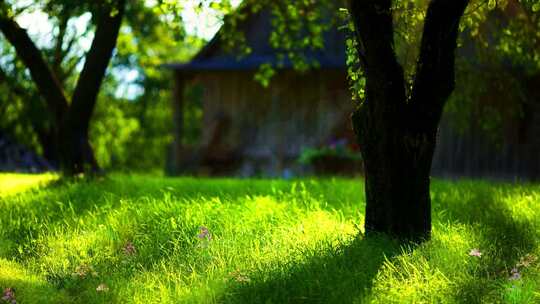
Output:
left=59, top=126, right=98, bottom=174
left=348, top=0, right=469, bottom=240
left=0, top=13, right=69, bottom=125
left=35, top=128, right=60, bottom=166
left=59, top=0, right=125, bottom=175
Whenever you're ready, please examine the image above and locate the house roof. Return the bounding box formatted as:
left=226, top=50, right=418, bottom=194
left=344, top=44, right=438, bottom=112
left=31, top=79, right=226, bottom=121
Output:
left=163, top=54, right=346, bottom=71
left=164, top=6, right=347, bottom=71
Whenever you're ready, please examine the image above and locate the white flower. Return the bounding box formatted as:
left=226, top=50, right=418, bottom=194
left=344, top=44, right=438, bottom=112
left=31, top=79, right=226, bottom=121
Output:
left=509, top=268, right=521, bottom=281
left=96, top=283, right=109, bottom=292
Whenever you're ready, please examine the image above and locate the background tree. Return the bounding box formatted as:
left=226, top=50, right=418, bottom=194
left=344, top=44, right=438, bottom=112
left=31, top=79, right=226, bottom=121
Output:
left=445, top=0, right=540, bottom=180
left=0, top=0, right=126, bottom=174
left=0, top=0, right=201, bottom=174
left=105, top=1, right=204, bottom=170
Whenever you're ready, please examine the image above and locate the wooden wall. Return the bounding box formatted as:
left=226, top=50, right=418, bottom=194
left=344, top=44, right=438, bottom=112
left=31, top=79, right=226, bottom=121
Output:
left=189, top=69, right=353, bottom=174
left=432, top=103, right=540, bottom=181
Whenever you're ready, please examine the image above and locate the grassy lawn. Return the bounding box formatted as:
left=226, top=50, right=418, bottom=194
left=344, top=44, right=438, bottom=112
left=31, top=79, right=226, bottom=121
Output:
left=0, top=174, right=539, bottom=303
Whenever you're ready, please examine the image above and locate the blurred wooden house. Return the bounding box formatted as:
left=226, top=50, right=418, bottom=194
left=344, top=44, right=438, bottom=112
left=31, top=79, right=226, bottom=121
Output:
left=165, top=4, right=539, bottom=180
left=164, top=8, right=354, bottom=176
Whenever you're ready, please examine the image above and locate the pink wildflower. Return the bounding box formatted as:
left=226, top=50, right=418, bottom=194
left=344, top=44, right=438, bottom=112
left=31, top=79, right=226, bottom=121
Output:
left=197, top=226, right=212, bottom=240
left=469, top=248, right=482, bottom=258
left=509, top=267, right=521, bottom=281
left=2, top=288, right=16, bottom=304
left=123, top=241, right=137, bottom=256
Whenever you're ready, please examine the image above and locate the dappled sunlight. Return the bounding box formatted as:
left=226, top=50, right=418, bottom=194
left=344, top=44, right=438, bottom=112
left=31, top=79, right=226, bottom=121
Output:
left=502, top=188, right=540, bottom=223
left=2, top=176, right=364, bottom=303
left=369, top=224, right=479, bottom=303
left=371, top=254, right=453, bottom=303
left=1, top=174, right=540, bottom=303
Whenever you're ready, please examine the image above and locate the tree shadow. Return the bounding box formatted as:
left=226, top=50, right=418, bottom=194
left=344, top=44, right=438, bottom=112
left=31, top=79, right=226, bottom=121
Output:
left=221, top=182, right=539, bottom=304
left=432, top=182, right=538, bottom=303
left=219, top=235, right=403, bottom=304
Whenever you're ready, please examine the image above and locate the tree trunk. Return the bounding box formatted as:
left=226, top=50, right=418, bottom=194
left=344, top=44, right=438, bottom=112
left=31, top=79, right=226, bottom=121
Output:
left=59, top=126, right=98, bottom=175
left=348, top=0, right=469, bottom=241
left=0, top=13, right=69, bottom=125
left=352, top=108, right=437, bottom=240
left=35, top=128, right=60, bottom=166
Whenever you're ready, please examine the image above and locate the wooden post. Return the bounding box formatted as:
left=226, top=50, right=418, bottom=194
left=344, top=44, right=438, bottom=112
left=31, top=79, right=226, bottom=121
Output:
left=169, top=71, right=186, bottom=175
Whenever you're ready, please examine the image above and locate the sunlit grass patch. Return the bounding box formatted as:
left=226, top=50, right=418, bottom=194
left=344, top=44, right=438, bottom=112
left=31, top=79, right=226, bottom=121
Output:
left=0, top=173, right=57, bottom=196
left=368, top=224, right=480, bottom=303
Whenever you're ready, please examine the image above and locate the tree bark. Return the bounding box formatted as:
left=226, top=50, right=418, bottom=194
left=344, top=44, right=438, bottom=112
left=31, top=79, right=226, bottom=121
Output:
left=348, top=0, right=469, bottom=241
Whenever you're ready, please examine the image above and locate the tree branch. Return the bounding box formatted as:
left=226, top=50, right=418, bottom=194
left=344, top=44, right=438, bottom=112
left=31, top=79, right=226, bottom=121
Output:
left=0, top=12, right=69, bottom=124
left=53, top=13, right=69, bottom=80
left=348, top=0, right=406, bottom=111
left=68, top=0, right=126, bottom=130
left=410, top=0, right=470, bottom=126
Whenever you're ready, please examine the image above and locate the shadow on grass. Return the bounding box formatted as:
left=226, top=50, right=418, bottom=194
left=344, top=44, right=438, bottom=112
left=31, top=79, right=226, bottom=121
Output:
left=0, top=260, right=70, bottom=304
left=1, top=176, right=362, bottom=271
left=220, top=235, right=402, bottom=304
left=434, top=184, right=538, bottom=303
left=438, top=184, right=537, bottom=258
left=222, top=183, right=539, bottom=304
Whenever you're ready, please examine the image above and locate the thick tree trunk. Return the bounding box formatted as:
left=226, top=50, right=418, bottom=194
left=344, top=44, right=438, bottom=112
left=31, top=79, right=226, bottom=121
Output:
left=352, top=108, right=437, bottom=240
left=348, top=0, right=469, bottom=241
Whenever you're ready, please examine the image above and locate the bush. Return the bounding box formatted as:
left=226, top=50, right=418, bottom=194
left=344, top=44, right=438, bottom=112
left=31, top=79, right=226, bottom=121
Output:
left=298, top=139, right=363, bottom=175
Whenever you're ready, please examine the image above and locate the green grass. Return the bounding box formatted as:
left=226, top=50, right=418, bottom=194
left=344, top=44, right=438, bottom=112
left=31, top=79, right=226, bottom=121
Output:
left=0, top=174, right=539, bottom=303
